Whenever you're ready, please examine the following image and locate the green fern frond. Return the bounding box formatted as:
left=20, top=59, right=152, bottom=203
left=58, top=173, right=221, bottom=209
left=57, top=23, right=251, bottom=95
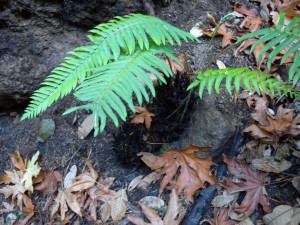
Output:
left=237, top=13, right=300, bottom=84
left=21, top=14, right=196, bottom=121
left=63, top=45, right=175, bottom=136
left=88, top=14, right=197, bottom=54
left=188, top=68, right=300, bottom=99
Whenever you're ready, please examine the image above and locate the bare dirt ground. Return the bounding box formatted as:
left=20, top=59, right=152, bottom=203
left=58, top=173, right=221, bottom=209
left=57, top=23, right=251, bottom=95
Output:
left=1, top=0, right=299, bottom=224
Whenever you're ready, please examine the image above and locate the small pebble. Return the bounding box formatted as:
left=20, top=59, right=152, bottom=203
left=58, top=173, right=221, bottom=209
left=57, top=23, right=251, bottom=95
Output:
left=37, top=119, right=55, bottom=142
left=139, top=196, right=165, bottom=211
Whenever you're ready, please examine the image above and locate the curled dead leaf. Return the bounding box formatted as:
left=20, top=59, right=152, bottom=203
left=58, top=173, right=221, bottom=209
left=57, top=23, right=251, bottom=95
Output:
left=263, top=205, right=300, bottom=225
left=127, top=189, right=185, bottom=225
left=251, top=156, right=292, bottom=173
left=140, top=145, right=216, bottom=202
left=131, top=106, right=155, bottom=130
left=220, top=156, right=272, bottom=216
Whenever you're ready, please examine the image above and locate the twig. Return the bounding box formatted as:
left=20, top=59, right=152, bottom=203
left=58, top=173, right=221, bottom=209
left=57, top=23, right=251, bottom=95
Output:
left=147, top=142, right=170, bottom=145
left=264, top=178, right=294, bottom=186
left=141, top=0, right=155, bottom=16
left=166, top=94, right=191, bottom=119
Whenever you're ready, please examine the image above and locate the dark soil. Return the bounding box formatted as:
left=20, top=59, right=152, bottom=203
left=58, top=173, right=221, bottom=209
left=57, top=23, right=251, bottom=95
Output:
left=1, top=0, right=300, bottom=225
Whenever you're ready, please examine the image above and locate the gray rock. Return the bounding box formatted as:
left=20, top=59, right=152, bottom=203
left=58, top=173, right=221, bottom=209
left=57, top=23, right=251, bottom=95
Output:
left=37, top=119, right=55, bottom=141
left=0, top=0, right=144, bottom=108
left=139, top=196, right=165, bottom=211
left=178, top=92, right=238, bottom=151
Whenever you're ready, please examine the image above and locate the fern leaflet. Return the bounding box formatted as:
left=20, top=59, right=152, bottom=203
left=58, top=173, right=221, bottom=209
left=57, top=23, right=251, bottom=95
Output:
left=63, top=45, right=176, bottom=136
left=237, top=13, right=300, bottom=85
left=21, top=14, right=196, bottom=121
left=188, top=68, right=300, bottom=99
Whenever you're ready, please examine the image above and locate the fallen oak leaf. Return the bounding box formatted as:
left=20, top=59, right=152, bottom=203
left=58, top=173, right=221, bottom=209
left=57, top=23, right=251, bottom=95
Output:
left=131, top=106, right=154, bottom=130
left=139, top=145, right=216, bottom=202
left=127, top=189, right=185, bottom=225
left=220, top=156, right=272, bottom=216
left=246, top=95, right=269, bottom=126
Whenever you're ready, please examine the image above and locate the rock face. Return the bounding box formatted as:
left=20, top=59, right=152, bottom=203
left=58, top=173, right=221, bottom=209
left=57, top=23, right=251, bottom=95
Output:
left=178, top=93, right=238, bottom=151
left=0, top=0, right=144, bottom=108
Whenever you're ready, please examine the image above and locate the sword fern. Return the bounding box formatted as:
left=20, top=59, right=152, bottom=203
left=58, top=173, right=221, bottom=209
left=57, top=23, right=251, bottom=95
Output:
left=21, top=14, right=196, bottom=135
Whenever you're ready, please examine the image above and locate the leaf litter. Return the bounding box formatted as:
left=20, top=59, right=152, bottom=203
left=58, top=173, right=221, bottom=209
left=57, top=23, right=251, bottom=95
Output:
left=2, top=0, right=300, bottom=224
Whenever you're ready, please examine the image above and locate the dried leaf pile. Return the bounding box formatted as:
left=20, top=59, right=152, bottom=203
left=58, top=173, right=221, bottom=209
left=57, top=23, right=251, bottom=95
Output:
left=1, top=0, right=300, bottom=224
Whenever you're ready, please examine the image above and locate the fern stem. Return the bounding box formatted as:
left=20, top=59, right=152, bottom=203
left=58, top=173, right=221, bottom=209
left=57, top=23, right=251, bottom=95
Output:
left=202, top=42, right=238, bottom=72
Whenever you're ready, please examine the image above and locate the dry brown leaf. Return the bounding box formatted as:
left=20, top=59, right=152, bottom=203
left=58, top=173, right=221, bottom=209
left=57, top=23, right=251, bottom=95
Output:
left=206, top=208, right=238, bottom=225
left=51, top=190, right=82, bottom=221
left=263, top=205, right=300, bottom=225
left=34, top=171, right=63, bottom=193
left=76, top=114, right=93, bottom=139
left=83, top=177, right=117, bottom=222
left=127, top=189, right=185, bottom=225
left=139, top=145, right=216, bottom=202
left=232, top=2, right=258, bottom=17
left=10, top=151, right=26, bottom=171
left=250, top=0, right=275, bottom=15
left=211, top=191, right=236, bottom=208
left=128, top=172, right=157, bottom=191
left=234, top=38, right=267, bottom=68
left=108, top=189, right=128, bottom=222
left=2, top=201, right=15, bottom=213
left=68, top=160, right=117, bottom=223
left=244, top=124, right=277, bottom=143
left=244, top=103, right=300, bottom=143
left=0, top=151, right=39, bottom=223
left=292, top=177, right=300, bottom=193
left=131, top=106, right=155, bottom=130
left=21, top=151, right=41, bottom=192
left=164, top=57, right=185, bottom=75
left=260, top=105, right=293, bottom=136
left=277, top=0, right=300, bottom=18
left=240, top=16, right=267, bottom=32
left=251, top=156, right=292, bottom=173
left=100, top=202, right=111, bottom=223
left=246, top=95, right=269, bottom=126
left=67, top=159, right=98, bottom=192
left=64, top=165, right=77, bottom=189
left=220, top=156, right=272, bottom=216
left=0, top=171, right=29, bottom=211
left=203, top=13, right=236, bottom=48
